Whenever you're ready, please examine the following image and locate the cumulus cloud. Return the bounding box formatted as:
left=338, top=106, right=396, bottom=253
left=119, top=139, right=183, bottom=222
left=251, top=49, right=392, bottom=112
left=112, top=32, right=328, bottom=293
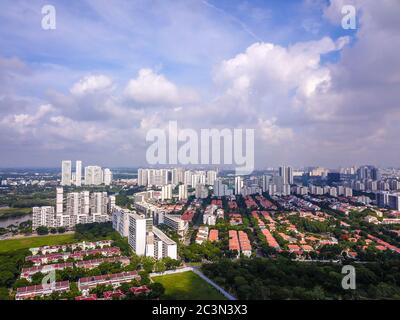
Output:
left=70, top=75, right=113, bottom=96
left=125, top=68, right=198, bottom=106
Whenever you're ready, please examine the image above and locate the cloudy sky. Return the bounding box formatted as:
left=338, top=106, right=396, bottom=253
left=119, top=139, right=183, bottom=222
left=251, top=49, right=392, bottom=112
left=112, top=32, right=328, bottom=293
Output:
left=0, top=0, right=399, bottom=169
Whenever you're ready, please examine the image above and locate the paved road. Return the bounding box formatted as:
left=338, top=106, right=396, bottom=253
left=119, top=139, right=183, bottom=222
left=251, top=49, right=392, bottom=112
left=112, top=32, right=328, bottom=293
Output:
left=191, top=267, right=237, bottom=300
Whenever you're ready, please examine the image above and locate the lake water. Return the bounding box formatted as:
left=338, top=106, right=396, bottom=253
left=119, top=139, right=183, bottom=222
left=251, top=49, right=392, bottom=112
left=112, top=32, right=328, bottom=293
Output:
left=0, top=214, right=31, bottom=228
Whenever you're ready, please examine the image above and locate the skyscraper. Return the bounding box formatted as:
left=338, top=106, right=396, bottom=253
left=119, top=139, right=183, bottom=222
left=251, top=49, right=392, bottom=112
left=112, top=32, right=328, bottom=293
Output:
left=61, top=160, right=72, bottom=186
left=235, top=176, right=243, bottom=195
left=262, top=175, right=271, bottom=193
left=279, top=166, right=293, bottom=185
left=213, top=178, right=226, bottom=197
left=103, top=168, right=113, bottom=186
left=161, top=184, right=172, bottom=201
left=75, top=160, right=82, bottom=186
left=178, top=184, right=188, bottom=200
left=85, top=166, right=103, bottom=185
left=56, top=187, right=63, bottom=214
left=206, top=170, right=217, bottom=186
left=128, top=213, right=152, bottom=256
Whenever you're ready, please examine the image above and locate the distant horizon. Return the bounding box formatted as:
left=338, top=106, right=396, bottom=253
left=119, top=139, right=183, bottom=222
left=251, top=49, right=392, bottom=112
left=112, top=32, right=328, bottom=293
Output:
left=0, top=164, right=397, bottom=171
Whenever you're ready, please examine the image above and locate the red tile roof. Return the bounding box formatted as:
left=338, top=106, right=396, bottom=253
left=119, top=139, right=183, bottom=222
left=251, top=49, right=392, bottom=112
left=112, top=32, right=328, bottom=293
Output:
left=209, top=229, right=219, bottom=242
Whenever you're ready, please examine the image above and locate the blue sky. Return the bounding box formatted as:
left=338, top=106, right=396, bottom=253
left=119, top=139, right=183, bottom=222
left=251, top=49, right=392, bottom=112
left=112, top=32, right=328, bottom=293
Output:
left=0, top=0, right=399, bottom=168
left=0, top=0, right=349, bottom=90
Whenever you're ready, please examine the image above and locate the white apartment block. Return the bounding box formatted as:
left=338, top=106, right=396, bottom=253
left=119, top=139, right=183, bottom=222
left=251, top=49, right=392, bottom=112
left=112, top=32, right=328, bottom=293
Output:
left=152, top=226, right=177, bottom=260
left=161, top=184, right=172, bottom=201
left=56, top=187, right=63, bottom=214
left=184, top=170, right=192, bottom=186
left=234, top=176, right=243, bottom=195
left=128, top=212, right=152, bottom=256
left=195, top=184, right=208, bottom=199
left=178, top=184, right=188, bottom=200
left=161, top=213, right=188, bottom=237
left=138, top=169, right=168, bottom=187
left=112, top=206, right=133, bottom=237
left=172, top=168, right=185, bottom=185
left=103, top=168, right=113, bottom=186
left=126, top=212, right=177, bottom=260
left=206, top=170, right=217, bottom=186
left=84, top=166, right=103, bottom=185
left=61, top=160, right=72, bottom=186
left=191, top=172, right=206, bottom=189
left=32, top=206, right=55, bottom=229
left=75, top=160, right=82, bottom=186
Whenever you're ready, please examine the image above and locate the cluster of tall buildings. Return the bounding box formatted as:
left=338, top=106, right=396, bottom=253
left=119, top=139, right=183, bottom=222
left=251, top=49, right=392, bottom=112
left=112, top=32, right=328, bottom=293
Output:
left=377, top=192, right=400, bottom=210
left=213, top=178, right=233, bottom=197
left=155, top=183, right=188, bottom=201
left=61, top=160, right=113, bottom=186
left=259, top=166, right=294, bottom=196
left=293, top=185, right=353, bottom=197
left=212, top=166, right=294, bottom=198
left=138, top=168, right=217, bottom=200
left=137, top=168, right=217, bottom=188
left=32, top=187, right=114, bottom=230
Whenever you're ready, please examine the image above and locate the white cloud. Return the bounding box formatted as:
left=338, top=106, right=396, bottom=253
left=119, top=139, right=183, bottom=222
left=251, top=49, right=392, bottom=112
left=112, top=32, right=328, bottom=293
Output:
left=70, top=75, right=113, bottom=96
left=257, top=118, right=294, bottom=144
left=124, top=68, right=198, bottom=106
left=214, top=36, right=349, bottom=123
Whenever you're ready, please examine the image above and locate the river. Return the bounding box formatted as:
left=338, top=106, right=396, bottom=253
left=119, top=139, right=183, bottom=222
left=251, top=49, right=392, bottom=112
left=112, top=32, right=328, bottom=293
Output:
left=0, top=214, right=32, bottom=228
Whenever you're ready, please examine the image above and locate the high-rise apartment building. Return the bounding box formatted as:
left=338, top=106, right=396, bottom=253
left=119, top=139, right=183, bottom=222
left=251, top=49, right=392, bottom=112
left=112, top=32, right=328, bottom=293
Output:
left=56, top=187, right=63, bottom=214
left=161, top=184, right=172, bottom=201
left=103, top=168, right=113, bottom=186
left=184, top=170, right=192, bottom=186
left=262, top=175, right=271, bottom=193
left=235, top=176, right=243, bottom=195
left=279, top=166, right=293, bottom=185
left=126, top=212, right=177, bottom=260
left=75, top=160, right=82, bottom=186
left=206, top=170, right=217, bottom=186
left=128, top=212, right=152, bottom=256
left=137, top=168, right=148, bottom=186
left=213, top=178, right=227, bottom=197
left=85, top=166, right=103, bottom=185
left=195, top=184, right=208, bottom=199
left=61, top=160, right=72, bottom=186
left=178, top=184, right=188, bottom=200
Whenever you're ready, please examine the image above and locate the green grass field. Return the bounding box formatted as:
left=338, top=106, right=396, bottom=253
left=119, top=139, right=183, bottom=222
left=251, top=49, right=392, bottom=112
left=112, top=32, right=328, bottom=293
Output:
left=152, top=271, right=226, bottom=300
left=0, top=233, right=75, bottom=253
left=0, top=207, right=31, bottom=219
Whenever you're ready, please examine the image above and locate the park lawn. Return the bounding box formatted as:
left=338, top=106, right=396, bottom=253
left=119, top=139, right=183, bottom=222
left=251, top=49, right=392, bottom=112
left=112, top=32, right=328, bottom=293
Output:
left=0, top=233, right=76, bottom=253
left=0, top=207, right=31, bottom=218
left=152, top=271, right=226, bottom=300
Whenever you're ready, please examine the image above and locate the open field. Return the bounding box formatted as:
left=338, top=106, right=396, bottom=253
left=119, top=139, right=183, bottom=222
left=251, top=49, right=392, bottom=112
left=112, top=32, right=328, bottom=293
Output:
left=0, top=233, right=75, bottom=253
left=152, top=271, right=226, bottom=300
left=0, top=207, right=31, bottom=219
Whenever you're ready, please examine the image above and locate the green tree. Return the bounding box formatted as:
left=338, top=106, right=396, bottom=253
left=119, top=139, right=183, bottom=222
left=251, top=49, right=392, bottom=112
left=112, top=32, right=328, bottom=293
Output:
left=0, top=287, right=10, bottom=300
left=0, top=271, right=14, bottom=287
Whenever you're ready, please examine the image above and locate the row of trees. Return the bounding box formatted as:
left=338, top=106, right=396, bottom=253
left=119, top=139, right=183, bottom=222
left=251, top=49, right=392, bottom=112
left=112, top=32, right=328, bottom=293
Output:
left=202, top=257, right=400, bottom=300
